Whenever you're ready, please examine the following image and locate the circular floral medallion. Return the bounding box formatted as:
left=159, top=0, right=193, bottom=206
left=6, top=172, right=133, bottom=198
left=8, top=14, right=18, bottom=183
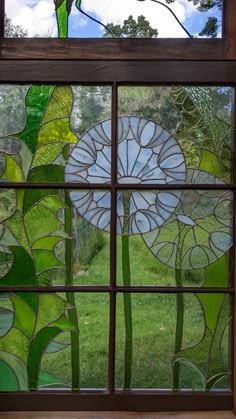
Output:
left=65, top=117, right=186, bottom=234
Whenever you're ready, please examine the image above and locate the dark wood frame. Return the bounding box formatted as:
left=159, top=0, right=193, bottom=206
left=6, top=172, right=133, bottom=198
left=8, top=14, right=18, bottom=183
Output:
left=0, top=0, right=236, bottom=60
left=0, top=0, right=236, bottom=413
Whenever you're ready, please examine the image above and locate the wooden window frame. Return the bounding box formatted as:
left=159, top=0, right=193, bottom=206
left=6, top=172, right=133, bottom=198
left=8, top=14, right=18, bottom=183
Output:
left=0, top=0, right=236, bottom=413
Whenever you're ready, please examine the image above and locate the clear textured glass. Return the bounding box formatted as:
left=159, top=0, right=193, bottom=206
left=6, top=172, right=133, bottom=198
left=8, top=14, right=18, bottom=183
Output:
left=117, top=188, right=232, bottom=287
left=115, top=293, right=231, bottom=391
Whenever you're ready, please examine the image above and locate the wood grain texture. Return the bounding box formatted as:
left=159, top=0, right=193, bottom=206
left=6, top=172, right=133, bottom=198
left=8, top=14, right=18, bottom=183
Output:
left=224, top=0, right=236, bottom=59
left=0, top=411, right=235, bottom=419
left=0, top=38, right=227, bottom=60
left=0, top=60, right=236, bottom=83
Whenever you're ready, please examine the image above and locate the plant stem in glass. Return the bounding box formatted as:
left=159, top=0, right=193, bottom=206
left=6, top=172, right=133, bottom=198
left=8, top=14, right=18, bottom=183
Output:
left=122, top=191, right=132, bottom=390
left=173, top=224, right=189, bottom=390
left=65, top=193, right=80, bottom=390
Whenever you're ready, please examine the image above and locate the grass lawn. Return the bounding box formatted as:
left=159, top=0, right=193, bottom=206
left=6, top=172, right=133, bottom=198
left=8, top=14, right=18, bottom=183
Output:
left=41, top=232, right=231, bottom=391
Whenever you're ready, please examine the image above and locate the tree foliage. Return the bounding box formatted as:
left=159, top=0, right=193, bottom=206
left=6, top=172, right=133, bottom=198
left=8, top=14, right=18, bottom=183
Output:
left=165, top=0, right=221, bottom=10
left=4, top=16, right=28, bottom=38
left=103, top=15, right=158, bottom=38
left=165, top=0, right=221, bottom=37
left=199, top=16, right=218, bottom=37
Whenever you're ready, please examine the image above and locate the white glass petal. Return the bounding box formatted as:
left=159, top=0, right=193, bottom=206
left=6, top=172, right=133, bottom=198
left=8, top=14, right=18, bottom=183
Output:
left=139, top=120, right=156, bottom=147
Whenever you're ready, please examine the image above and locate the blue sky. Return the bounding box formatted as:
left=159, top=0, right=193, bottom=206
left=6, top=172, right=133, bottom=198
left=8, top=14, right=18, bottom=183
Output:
left=6, top=0, right=222, bottom=38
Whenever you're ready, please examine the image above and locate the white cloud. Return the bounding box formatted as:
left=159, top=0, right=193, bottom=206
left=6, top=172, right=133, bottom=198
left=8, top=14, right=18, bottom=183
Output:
left=5, top=0, right=199, bottom=38
left=5, top=0, right=57, bottom=37
left=81, top=0, right=198, bottom=37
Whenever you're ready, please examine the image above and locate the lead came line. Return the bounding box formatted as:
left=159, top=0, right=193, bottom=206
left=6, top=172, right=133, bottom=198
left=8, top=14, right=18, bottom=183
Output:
left=108, top=82, right=118, bottom=393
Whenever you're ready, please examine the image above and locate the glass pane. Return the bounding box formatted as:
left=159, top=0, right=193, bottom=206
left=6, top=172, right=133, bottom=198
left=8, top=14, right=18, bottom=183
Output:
left=116, top=189, right=233, bottom=287
left=0, top=292, right=109, bottom=390
left=118, top=86, right=234, bottom=184
left=0, top=84, right=111, bottom=183
left=115, top=293, right=231, bottom=391
left=0, top=188, right=110, bottom=286
left=71, top=190, right=110, bottom=285
left=5, top=0, right=223, bottom=39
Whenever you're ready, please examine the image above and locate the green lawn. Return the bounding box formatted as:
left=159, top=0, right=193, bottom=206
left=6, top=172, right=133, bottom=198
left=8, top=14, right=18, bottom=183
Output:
left=41, top=232, right=231, bottom=391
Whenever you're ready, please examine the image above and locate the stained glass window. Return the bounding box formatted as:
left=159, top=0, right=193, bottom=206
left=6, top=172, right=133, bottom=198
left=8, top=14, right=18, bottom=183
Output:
left=0, top=81, right=233, bottom=393
left=5, top=0, right=223, bottom=39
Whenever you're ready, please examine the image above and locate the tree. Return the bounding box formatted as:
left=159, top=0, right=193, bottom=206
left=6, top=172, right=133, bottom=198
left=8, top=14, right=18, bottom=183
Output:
left=103, top=15, right=158, bottom=38
left=72, top=86, right=111, bottom=135
left=165, top=0, right=221, bottom=10
left=165, top=0, right=221, bottom=37
left=4, top=16, right=28, bottom=38
left=199, top=16, right=218, bottom=37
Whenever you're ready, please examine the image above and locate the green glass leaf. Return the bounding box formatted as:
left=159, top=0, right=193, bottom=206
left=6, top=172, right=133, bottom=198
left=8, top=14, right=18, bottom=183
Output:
left=32, top=143, right=65, bottom=168
left=55, top=0, right=65, bottom=9
left=0, top=307, right=13, bottom=337
left=24, top=205, right=61, bottom=245
left=33, top=249, right=64, bottom=273
left=197, top=294, right=224, bottom=333
left=40, top=196, right=66, bottom=213
left=36, top=86, right=77, bottom=147
left=0, top=350, right=28, bottom=390
left=19, top=142, right=33, bottom=179
left=42, top=86, right=74, bottom=124
left=203, top=254, right=228, bottom=288
left=175, top=328, right=212, bottom=373
left=38, top=118, right=78, bottom=146
left=23, top=165, right=65, bottom=213
left=51, top=313, right=77, bottom=332
left=55, top=1, right=73, bottom=38
left=38, top=370, right=67, bottom=388
left=197, top=257, right=228, bottom=333
left=15, top=86, right=55, bottom=153
left=28, top=164, right=65, bottom=183
left=5, top=211, right=30, bottom=252
left=176, top=294, right=230, bottom=389
left=28, top=326, right=62, bottom=390
left=34, top=294, right=71, bottom=334
left=178, top=359, right=205, bottom=391
left=1, top=155, right=24, bottom=211
left=171, top=87, right=230, bottom=153
left=17, top=293, right=38, bottom=314
left=37, top=270, right=55, bottom=286
left=0, top=328, right=29, bottom=363
left=55, top=0, right=73, bottom=12
left=2, top=155, right=24, bottom=182
left=0, top=246, right=36, bottom=286
left=32, top=236, right=63, bottom=250
left=45, top=340, right=69, bottom=353
left=0, top=360, right=18, bottom=391
left=10, top=294, right=36, bottom=339
left=207, top=296, right=231, bottom=380
left=51, top=229, right=70, bottom=239
left=199, top=149, right=221, bottom=177
left=24, top=191, right=61, bottom=215
left=206, top=373, right=229, bottom=391
left=56, top=1, right=68, bottom=38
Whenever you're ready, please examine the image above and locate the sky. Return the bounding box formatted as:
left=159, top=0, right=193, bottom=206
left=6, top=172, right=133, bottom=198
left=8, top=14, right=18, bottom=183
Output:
left=5, top=0, right=222, bottom=38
